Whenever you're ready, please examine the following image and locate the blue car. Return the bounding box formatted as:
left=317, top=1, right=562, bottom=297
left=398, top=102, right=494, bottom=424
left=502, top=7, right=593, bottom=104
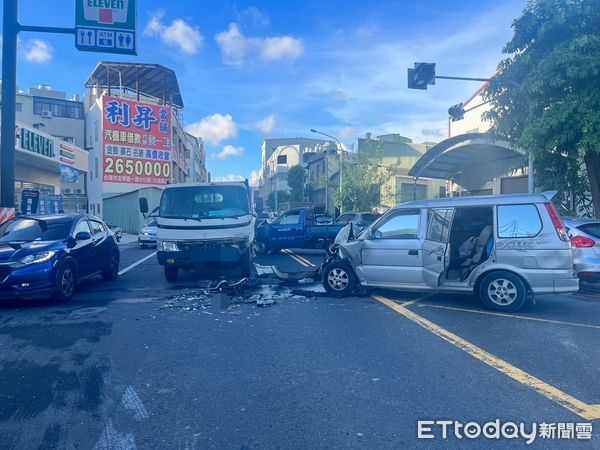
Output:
left=0, top=214, right=120, bottom=301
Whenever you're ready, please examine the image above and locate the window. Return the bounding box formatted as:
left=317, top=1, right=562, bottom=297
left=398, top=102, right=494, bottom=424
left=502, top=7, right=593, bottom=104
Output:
left=336, top=214, right=354, bottom=223
left=374, top=210, right=420, bottom=239
left=97, top=203, right=101, bottom=216
left=33, top=96, right=83, bottom=119
left=15, top=102, right=22, bottom=112
left=95, top=121, right=99, bottom=142
left=277, top=155, right=288, bottom=165
left=279, top=210, right=300, bottom=225
left=95, top=158, right=99, bottom=178
left=427, top=209, right=454, bottom=242
left=89, top=220, right=105, bottom=235
left=73, top=220, right=91, bottom=237
left=400, top=183, right=427, bottom=203
left=578, top=224, right=600, bottom=239
left=497, top=204, right=542, bottom=238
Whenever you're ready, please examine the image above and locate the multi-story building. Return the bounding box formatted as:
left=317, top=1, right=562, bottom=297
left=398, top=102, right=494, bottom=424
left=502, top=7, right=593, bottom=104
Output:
left=0, top=83, right=89, bottom=212
left=259, top=137, right=333, bottom=202
left=303, top=144, right=340, bottom=216
left=358, top=133, right=445, bottom=207
left=82, top=62, right=205, bottom=222
left=185, top=132, right=207, bottom=183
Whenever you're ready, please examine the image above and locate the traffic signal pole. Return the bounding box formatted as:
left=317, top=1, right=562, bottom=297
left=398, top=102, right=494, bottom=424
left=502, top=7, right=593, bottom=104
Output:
left=0, top=0, right=76, bottom=208
left=1, top=0, right=19, bottom=208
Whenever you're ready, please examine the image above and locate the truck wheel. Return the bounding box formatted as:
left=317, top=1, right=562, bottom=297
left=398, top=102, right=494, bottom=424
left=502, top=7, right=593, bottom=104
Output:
left=255, top=241, right=268, bottom=255
left=164, top=266, right=179, bottom=282
left=241, top=250, right=253, bottom=278
left=322, top=260, right=356, bottom=297
left=478, top=271, right=527, bottom=312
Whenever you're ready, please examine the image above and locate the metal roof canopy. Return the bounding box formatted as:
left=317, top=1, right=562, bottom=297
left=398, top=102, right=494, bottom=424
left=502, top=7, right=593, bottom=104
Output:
left=84, top=61, right=184, bottom=109
left=408, top=133, right=526, bottom=191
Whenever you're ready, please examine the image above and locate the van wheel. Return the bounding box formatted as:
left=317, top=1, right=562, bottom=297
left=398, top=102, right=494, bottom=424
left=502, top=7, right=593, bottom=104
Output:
left=164, top=266, right=179, bottom=282
left=322, top=260, right=356, bottom=297
left=479, top=271, right=526, bottom=312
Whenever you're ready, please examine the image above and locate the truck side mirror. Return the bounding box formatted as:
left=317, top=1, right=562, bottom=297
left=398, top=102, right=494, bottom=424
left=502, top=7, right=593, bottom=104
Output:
left=139, top=197, right=149, bottom=214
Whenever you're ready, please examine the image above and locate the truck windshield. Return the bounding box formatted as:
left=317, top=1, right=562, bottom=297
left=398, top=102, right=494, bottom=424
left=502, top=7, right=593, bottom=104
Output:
left=159, top=186, right=250, bottom=219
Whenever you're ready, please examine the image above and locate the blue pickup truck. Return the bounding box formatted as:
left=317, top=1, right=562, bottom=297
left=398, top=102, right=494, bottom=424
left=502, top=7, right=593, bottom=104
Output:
left=255, top=208, right=346, bottom=254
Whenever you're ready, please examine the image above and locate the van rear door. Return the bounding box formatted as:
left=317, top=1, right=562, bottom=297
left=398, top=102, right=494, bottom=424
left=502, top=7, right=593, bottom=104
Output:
left=422, top=208, right=454, bottom=288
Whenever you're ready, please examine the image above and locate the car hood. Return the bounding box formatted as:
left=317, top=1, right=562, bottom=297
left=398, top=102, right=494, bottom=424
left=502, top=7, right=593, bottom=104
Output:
left=141, top=227, right=157, bottom=234
left=0, top=240, right=63, bottom=262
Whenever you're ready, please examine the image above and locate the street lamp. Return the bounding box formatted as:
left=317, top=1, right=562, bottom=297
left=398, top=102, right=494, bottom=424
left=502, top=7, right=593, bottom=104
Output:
left=310, top=129, right=344, bottom=214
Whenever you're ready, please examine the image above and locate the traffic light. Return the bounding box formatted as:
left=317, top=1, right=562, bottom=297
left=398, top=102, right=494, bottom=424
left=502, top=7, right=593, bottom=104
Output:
left=448, top=103, right=465, bottom=121
left=407, top=63, right=436, bottom=90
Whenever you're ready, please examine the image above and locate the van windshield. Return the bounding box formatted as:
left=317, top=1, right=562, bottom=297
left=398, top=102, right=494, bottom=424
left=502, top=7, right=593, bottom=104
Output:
left=159, top=186, right=250, bottom=219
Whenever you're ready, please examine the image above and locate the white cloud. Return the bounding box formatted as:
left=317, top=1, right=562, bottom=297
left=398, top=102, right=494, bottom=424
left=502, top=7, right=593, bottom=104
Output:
left=236, top=7, right=270, bottom=28
left=339, top=126, right=358, bottom=138
left=144, top=14, right=203, bottom=54
left=186, top=114, right=238, bottom=146
left=212, top=145, right=244, bottom=160
left=214, top=174, right=245, bottom=182
left=255, top=114, right=276, bottom=134
left=214, top=170, right=260, bottom=186
left=22, top=39, right=53, bottom=64
left=249, top=170, right=260, bottom=187
left=215, top=23, right=304, bottom=66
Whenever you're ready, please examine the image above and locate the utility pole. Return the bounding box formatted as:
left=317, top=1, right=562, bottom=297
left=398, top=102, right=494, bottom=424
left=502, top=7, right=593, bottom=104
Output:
left=1, top=0, right=19, bottom=208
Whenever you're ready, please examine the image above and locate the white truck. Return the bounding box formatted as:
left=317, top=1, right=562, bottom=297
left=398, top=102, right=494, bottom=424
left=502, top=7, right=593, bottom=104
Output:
left=140, top=181, right=255, bottom=281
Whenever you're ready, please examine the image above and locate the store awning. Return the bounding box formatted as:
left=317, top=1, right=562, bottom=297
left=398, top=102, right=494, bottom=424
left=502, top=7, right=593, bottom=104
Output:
left=84, top=61, right=184, bottom=108
left=408, top=133, right=526, bottom=191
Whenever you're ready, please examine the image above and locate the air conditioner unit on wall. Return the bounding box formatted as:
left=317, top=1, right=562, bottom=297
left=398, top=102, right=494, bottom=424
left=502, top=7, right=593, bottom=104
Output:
left=41, top=110, right=52, bottom=118
left=64, top=188, right=72, bottom=194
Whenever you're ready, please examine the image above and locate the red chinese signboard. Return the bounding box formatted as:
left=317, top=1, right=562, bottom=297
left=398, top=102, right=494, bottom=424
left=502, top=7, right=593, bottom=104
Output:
left=102, top=96, right=172, bottom=185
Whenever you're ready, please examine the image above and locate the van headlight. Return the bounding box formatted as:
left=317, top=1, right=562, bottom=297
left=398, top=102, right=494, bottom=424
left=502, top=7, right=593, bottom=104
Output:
left=158, top=240, right=180, bottom=252
left=20, top=251, right=56, bottom=265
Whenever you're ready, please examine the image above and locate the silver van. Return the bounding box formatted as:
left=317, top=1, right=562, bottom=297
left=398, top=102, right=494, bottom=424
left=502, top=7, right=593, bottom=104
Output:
left=322, top=192, right=579, bottom=312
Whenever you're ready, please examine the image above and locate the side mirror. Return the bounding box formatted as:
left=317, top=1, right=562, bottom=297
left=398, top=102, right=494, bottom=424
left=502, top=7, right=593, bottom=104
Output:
left=139, top=197, right=149, bottom=214
left=75, top=231, right=91, bottom=241
left=372, top=229, right=383, bottom=240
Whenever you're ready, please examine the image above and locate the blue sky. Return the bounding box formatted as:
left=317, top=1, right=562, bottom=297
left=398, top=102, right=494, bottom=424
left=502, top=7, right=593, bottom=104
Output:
left=3, top=0, right=526, bottom=184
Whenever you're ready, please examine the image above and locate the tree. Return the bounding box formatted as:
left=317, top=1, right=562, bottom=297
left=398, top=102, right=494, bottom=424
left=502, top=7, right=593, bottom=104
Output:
left=267, top=190, right=291, bottom=210
left=334, top=150, right=387, bottom=212
left=287, top=165, right=306, bottom=202
left=482, top=0, right=600, bottom=216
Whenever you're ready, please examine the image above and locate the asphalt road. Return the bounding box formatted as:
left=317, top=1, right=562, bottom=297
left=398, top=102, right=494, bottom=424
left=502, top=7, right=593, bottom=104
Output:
left=0, top=240, right=599, bottom=449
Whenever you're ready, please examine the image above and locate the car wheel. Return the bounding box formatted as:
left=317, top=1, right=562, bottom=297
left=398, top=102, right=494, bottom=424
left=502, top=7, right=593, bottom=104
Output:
left=478, top=271, right=527, bottom=312
left=53, top=263, right=76, bottom=302
left=164, top=266, right=179, bottom=282
left=322, top=260, right=356, bottom=297
left=255, top=240, right=268, bottom=255
left=102, top=251, right=119, bottom=281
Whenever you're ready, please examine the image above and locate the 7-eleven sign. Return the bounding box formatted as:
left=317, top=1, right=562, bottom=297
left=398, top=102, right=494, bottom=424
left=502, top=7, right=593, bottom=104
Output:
left=83, top=0, right=129, bottom=25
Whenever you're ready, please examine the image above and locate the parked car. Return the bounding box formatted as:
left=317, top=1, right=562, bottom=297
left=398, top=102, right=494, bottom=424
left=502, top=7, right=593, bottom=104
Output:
left=564, top=217, right=600, bottom=284
left=322, top=192, right=578, bottom=312
left=0, top=214, right=120, bottom=302
left=138, top=219, right=158, bottom=248
left=106, top=222, right=122, bottom=242
left=255, top=207, right=346, bottom=254
left=335, top=211, right=381, bottom=230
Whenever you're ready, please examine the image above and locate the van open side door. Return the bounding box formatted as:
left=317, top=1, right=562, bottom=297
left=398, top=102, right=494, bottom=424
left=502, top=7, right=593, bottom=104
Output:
left=422, top=208, right=454, bottom=288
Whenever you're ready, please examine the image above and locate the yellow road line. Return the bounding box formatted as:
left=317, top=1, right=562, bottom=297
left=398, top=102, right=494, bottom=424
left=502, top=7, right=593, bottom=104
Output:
left=416, top=303, right=600, bottom=330
left=282, top=249, right=316, bottom=267
left=372, top=294, right=600, bottom=420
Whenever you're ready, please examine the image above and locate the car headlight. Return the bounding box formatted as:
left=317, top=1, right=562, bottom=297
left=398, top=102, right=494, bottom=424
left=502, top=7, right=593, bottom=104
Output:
left=20, top=251, right=56, bottom=265
left=158, top=240, right=180, bottom=252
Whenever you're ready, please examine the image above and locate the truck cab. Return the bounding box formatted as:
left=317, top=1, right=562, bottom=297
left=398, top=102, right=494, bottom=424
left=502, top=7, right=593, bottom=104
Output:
left=141, top=181, right=255, bottom=281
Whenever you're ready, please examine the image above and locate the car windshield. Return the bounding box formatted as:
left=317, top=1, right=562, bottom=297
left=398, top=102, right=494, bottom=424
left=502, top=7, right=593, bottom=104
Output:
left=160, top=186, right=250, bottom=219
left=0, top=218, right=71, bottom=242
left=147, top=219, right=158, bottom=227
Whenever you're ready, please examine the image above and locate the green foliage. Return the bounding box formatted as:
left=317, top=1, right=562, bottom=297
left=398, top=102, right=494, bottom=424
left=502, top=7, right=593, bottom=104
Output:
left=267, top=191, right=291, bottom=210
left=287, top=165, right=306, bottom=202
left=482, top=0, right=600, bottom=216
left=334, top=147, right=387, bottom=212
